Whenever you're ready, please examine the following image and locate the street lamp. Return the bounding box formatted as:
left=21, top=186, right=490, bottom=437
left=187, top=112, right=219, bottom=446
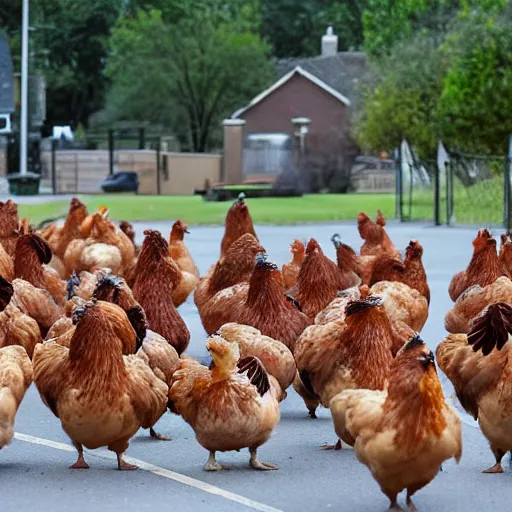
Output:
left=19, top=0, right=30, bottom=176
left=291, top=117, right=311, bottom=160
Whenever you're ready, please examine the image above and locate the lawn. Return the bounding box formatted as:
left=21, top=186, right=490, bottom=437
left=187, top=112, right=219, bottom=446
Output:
left=18, top=193, right=396, bottom=226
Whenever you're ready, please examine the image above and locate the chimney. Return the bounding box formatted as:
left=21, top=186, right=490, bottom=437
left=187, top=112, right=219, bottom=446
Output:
left=321, top=26, right=338, bottom=57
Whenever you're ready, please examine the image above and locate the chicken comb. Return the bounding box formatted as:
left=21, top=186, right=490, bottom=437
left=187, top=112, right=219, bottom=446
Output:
left=468, top=303, right=512, bottom=355
left=331, top=233, right=342, bottom=248
left=345, top=295, right=383, bottom=316
left=237, top=356, right=270, bottom=397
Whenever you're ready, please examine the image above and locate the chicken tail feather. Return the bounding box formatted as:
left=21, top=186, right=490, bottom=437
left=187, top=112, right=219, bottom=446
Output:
left=468, top=303, right=512, bottom=355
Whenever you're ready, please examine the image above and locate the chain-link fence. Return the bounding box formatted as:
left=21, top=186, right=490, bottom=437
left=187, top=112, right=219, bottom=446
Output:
left=396, top=138, right=512, bottom=229
left=395, top=141, right=440, bottom=222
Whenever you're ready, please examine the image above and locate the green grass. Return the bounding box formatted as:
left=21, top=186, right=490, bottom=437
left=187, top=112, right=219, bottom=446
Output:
left=19, top=193, right=396, bottom=226
left=408, top=176, right=504, bottom=225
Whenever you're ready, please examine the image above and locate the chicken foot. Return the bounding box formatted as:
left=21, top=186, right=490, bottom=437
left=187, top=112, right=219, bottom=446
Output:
left=482, top=448, right=506, bottom=474
left=203, top=451, right=228, bottom=472
left=117, top=453, right=138, bottom=471
left=320, top=439, right=342, bottom=451
left=249, top=447, right=279, bottom=471
left=69, top=442, right=89, bottom=469
left=149, top=427, right=172, bottom=441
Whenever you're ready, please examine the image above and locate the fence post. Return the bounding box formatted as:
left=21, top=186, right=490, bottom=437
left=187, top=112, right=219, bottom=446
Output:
left=433, top=161, right=440, bottom=226
left=445, top=161, right=452, bottom=226
left=394, top=147, right=403, bottom=221
left=138, top=128, right=145, bottom=150
left=51, top=138, right=57, bottom=194
left=156, top=138, right=161, bottom=195
left=505, top=136, right=512, bottom=231
left=108, top=129, right=114, bottom=175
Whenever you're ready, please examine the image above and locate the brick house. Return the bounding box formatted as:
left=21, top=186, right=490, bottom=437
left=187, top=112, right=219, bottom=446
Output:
left=231, top=27, right=369, bottom=175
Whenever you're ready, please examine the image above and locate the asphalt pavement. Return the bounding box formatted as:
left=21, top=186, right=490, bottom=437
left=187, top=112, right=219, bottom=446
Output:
left=2, top=220, right=510, bottom=512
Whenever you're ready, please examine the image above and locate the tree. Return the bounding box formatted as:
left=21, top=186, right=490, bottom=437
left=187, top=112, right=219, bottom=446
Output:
left=104, top=8, right=274, bottom=152
left=363, top=0, right=459, bottom=56
left=355, top=33, right=444, bottom=158
left=438, top=2, right=512, bottom=153
left=261, top=0, right=366, bottom=58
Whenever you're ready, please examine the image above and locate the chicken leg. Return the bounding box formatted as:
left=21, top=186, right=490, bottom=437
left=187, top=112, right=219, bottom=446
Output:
left=386, top=492, right=403, bottom=511
left=203, top=451, right=227, bottom=471
left=320, top=439, right=342, bottom=451
left=406, top=492, right=419, bottom=512
left=249, top=447, right=279, bottom=470
left=149, top=427, right=172, bottom=441
left=117, top=453, right=138, bottom=471
left=482, top=448, right=505, bottom=474
left=69, top=441, right=89, bottom=469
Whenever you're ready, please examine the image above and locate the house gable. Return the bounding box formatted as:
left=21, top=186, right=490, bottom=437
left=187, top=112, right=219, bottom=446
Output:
left=232, top=66, right=350, bottom=120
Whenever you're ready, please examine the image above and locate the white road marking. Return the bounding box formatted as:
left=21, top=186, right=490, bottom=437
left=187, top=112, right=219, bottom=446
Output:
left=14, top=432, right=283, bottom=512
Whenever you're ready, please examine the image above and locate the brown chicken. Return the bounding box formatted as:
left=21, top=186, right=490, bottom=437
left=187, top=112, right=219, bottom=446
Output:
left=132, top=230, right=190, bottom=355
left=119, top=221, right=138, bottom=254
left=0, top=276, right=42, bottom=358
left=64, top=209, right=135, bottom=276
left=169, top=220, right=198, bottom=277
left=14, top=233, right=66, bottom=307
left=293, top=294, right=395, bottom=424
left=282, top=239, right=305, bottom=290
left=444, top=276, right=512, bottom=334
left=0, top=345, right=33, bottom=448
left=357, top=212, right=400, bottom=284
left=51, top=198, right=89, bottom=259
left=11, top=278, right=64, bottom=336
left=437, top=302, right=512, bottom=473
left=448, top=229, right=504, bottom=302
left=369, top=240, right=430, bottom=304
left=217, top=323, right=296, bottom=394
left=357, top=211, right=399, bottom=258
left=220, top=194, right=258, bottom=257
left=46, top=273, right=181, bottom=440
left=0, top=200, right=21, bottom=257
left=199, top=256, right=309, bottom=351
left=331, top=234, right=361, bottom=289
left=499, top=233, right=512, bottom=277
left=295, top=239, right=348, bottom=321
left=194, top=233, right=264, bottom=311
left=331, top=336, right=462, bottom=511
left=169, top=220, right=199, bottom=307
left=33, top=300, right=168, bottom=470
left=169, top=335, right=281, bottom=471
left=370, top=280, right=428, bottom=332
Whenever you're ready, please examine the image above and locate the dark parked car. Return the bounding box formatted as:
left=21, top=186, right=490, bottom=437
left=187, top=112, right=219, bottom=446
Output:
left=101, top=172, right=139, bottom=193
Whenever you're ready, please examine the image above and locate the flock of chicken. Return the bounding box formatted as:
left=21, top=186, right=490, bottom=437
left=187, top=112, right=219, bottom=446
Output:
left=0, top=194, right=510, bottom=510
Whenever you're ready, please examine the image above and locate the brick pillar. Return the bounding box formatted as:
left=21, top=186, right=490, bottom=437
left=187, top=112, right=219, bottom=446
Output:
left=222, top=119, right=246, bottom=185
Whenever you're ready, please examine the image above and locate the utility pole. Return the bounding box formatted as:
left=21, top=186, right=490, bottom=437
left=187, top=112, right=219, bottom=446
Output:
left=20, top=0, right=30, bottom=175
